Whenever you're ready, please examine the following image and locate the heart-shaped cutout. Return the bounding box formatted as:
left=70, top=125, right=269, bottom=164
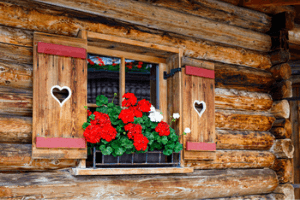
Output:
left=50, top=85, right=72, bottom=107
left=194, top=100, right=206, bottom=118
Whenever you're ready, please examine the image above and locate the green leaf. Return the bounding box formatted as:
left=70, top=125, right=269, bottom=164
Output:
left=107, top=103, right=114, bottom=108
left=99, top=145, right=106, bottom=151
left=82, top=122, right=90, bottom=130
left=96, top=95, right=108, bottom=106
left=114, top=147, right=126, bottom=156
left=163, top=149, right=173, bottom=156
left=96, top=107, right=108, bottom=114
left=174, top=142, right=183, bottom=153
left=89, top=114, right=95, bottom=120
left=101, top=139, right=109, bottom=145
left=102, top=146, right=113, bottom=155
left=161, top=136, right=168, bottom=145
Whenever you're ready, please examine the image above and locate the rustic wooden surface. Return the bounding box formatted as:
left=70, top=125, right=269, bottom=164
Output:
left=270, top=80, right=292, bottom=100
left=0, top=169, right=278, bottom=199
left=208, top=194, right=285, bottom=200
left=185, top=150, right=275, bottom=169
left=270, top=139, right=294, bottom=159
left=271, top=159, right=293, bottom=184
left=270, top=100, right=290, bottom=119
left=271, top=119, right=292, bottom=139
left=0, top=86, right=32, bottom=116
left=0, top=42, right=32, bottom=64
left=272, top=184, right=295, bottom=200
left=0, top=144, right=78, bottom=171
left=30, top=0, right=272, bottom=52
left=270, top=49, right=290, bottom=66
left=269, top=63, right=291, bottom=80
left=32, top=32, right=87, bottom=159
left=0, top=2, right=272, bottom=69
left=289, top=24, right=300, bottom=45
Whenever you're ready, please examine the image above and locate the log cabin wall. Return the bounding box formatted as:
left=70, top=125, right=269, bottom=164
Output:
left=0, top=0, right=295, bottom=199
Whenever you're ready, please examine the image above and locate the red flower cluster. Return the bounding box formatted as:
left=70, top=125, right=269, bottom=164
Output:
left=137, top=61, right=143, bottom=69
left=137, top=99, right=151, bottom=112
left=118, top=109, right=135, bottom=124
left=97, top=57, right=105, bottom=66
left=155, top=121, right=170, bottom=136
left=122, top=93, right=137, bottom=107
left=87, top=110, right=92, bottom=116
left=124, top=123, right=148, bottom=151
left=87, top=59, right=95, bottom=65
left=83, top=112, right=117, bottom=143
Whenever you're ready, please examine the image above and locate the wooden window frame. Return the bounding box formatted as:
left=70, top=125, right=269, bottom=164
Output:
left=72, top=31, right=194, bottom=175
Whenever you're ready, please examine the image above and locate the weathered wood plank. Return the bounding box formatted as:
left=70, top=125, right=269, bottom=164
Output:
left=0, top=42, right=32, bottom=64
left=30, top=0, right=272, bottom=51
left=216, top=129, right=274, bottom=150
left=270, top=139, right=294, bottom=159
left=0, top=25, right=33, bottom=47
left=0, top=86, right=32, bottom=116
left=0, top=2, right=272, bottom=69
left=271, top=159, right=293, bottom=183
left=0, top=169, right=278, bottom=199
left=185, top=150, right=275, bottom=169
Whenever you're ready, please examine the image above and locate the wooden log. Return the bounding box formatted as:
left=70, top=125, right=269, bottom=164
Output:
left=271, top=159, right=293, bottom=183
left=0, top=42, right=32, bottom=64
left=137, top=0, right=272, bottom=33
left=0, top=2, right=272, bottom=69
left=270, top=80, right=292, bottom=100
left=185, top=150, right=275, bottom=169
left=269, top=30, right=289, bottom=51
left=216, top=129, right=275, bottom=150
left=270, top=49, right=290, bottom=66
left=0, top=25, right=33, bottom=47
left=0, top=116, right=31, bottom=143
left=215, top=110, right=275, bottom=131
left=270, top=139, right=294, bottom=159
left=270, top=100, right=290, bottom=119
left=0, top=144, right=78, bottom=171
left=29, top=0, right=272, bottom=52
left=269, top=63, right=291, bottom=80
left=214, top=62, right=275, bottom=92
left=0, top=86, right=32, bottom=116
left=289, top=43, right=300, bottom=61
left=208, top=194, right=285, bottom=200
left=272, top=184, right=295, bottom=200
left=0, top=61, right=32, bottom=89
left=289, top=24, right=300, bottom=45
left=215, top=89, right=273, bottom=111
left=269, top=12, right=295, bottom=31
left=0, top=169, right=278, bottom=199
left=270, top=119, right=292, bottom=139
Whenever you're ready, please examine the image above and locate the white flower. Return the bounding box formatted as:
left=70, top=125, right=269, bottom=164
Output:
left=149, top=111, right=163, bottom=122
left=184, top=128, right=191, bottom=133
left=149, top=105, right=156, bottom=112
left=173, top=113, right=180, bottom=119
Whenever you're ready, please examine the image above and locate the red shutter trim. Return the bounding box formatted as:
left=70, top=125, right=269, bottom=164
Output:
left=36, top=137, right=86, bottom=148
left=186, top=141, right=216, bottom=151
left=185, top=65, right=215, bottom=79
left=37, top=42, right=86, bottom=59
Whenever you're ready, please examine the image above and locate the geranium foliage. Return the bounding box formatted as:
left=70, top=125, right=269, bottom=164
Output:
left=82, top=93, right=183, bottom=157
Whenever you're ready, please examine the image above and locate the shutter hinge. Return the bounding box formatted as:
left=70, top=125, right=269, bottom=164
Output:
left=164, top=68, right=182, bottom=79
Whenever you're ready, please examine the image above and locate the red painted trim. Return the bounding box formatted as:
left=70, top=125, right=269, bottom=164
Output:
left=185, top=66, right=215, bottom=79
left=36, top=137, right=86, bottom=148
left=186, top=141, right=216, bottom=151
left=37, top=42, right=86, bottom=59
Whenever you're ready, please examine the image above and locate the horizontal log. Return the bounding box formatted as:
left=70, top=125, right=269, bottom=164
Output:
left=289, top=24, right=300, bottom=45
left=272, top=184, right=295, bottom=200
left=0, top=169, right=278, bottom=199
left=270, top=139, right=294, bottom=159
left=270, top=119, right=292, bottom=139
left=0, top=25, right=33, bottom=47
left=0, top=42, right=32, bottom=65
left=271, top=159, right=293, bottom=183
left=0, top=144, right=78, bottom=171
left=289, top=43, right=300, bottom=61
left=270, top=49, right=290, bottom=66
left=209, top=194, right=284, bottom=200
left=270, top=80, right=292, bottom=100
left=216, top=129, right=274, bottom=150
left=30, top=0, right=272, bottom=52
left=139, top=0, right=272, bottom=33
left=215, top=89, right=273, bottom=111
left=0, top=86, right=32, bottom=116
left=0, top=61, right=32, bottom=89
left=215, top=110, right=275, bottom=131
left=0, top=116, right=31, bottom=143
left=269, top=63, right=291, bottom=80
left=270, top=100, right=290, bottom=119
left=185, top=150, right=275, bottom=169
left=0, top=2, right=272, bottom=69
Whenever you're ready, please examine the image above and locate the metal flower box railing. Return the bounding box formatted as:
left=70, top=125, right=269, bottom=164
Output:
left=92, top=147, right=181, bottom=168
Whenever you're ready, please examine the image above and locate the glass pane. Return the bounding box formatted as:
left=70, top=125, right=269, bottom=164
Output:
left=124, top=59, right=158, bottom=108
left=87, top=54, right=121, bottom=105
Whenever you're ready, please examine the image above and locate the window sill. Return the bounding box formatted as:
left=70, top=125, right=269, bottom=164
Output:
left=71, top=167, right=194, bottom=176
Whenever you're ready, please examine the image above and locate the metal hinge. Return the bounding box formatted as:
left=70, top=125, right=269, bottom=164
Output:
left=163, top=68, right=182, bottom=79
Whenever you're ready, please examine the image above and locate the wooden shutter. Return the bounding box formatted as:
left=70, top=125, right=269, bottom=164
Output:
left=32, top=32, right=87, bottom=159
left=182, top=59, right=216, bottom=161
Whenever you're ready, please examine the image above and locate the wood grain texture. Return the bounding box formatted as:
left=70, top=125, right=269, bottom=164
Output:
left=185, top=150, right=275, bottom=169
left=270, top=100, right=290, bottom=119
left=270, top=139, right=294, bottom=159
left=270, top=119, right=292, bottom=139
left=215, top=110, right=275, bottom=131
left=269, top=63, right=291, bottom=80
left=208, top=194, right=285, bottom=200
left=0, top=144, right=78, bottom=171
left=271, top=159, right=293, bottom=183
left=32, top=32, right=87, bottom=159
left=0, top=169, right=278, bottom=199
left=289, top=24, right=300, bottom=45
left=0, top=86, right=32, bottom=116
left=31, top=0, right=272, bottom=52
left=272, top=184, right=295, bottom=200
left=243, top=0, right=300, bottom=6
left=0, top=2, right=271, bottom=69
left=0, top=25, right=33, bottom=47
left=0, top=42, right=32, bottom=64
left=270, top=80, right=292, bottom=100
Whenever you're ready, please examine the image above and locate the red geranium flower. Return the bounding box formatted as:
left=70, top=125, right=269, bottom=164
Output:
left=118, top=108, right=135, bottom=124
left=100, top=125, right=117, bottom=142
left=122, top=93, right=137, bottom=107
left=112, top=63, right=116, bottom=66
left=129, top=106, right=143, bottom=118
left=155, top=121, right=170, bottom=136
left=83, top=125, right=101, bottom=143
left=87, top=110, right=92, bottom=116
left=133, top=134, right=149, bottom=151
left=87, top=59, right=95, bottom=65
left=91, top=112, right=111, bottom=126
left=137, top=99, right=151, bottom=112
left=125, top=123, right=142, bottom=140
left=138, top=62, right=143, bottom=65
